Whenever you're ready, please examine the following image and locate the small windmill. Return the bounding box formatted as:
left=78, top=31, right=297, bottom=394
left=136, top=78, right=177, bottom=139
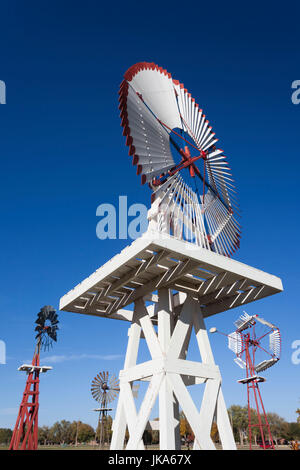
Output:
left=91, top=371, right=119, bottom=448
left=10, top=306, right=59, bottom=450
left=91, top=372, right=140, bottom=448
left=210, top=312, right=281, bottom=449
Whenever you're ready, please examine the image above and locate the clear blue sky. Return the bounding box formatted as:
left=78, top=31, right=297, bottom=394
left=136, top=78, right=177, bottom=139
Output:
left=0, top=0, right=299, bottom=429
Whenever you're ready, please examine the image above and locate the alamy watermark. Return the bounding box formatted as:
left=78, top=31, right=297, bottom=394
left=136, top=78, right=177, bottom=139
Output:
left=96, top=196, right=148, bottom=240
left=291, top=340, right=300, bottom=365
left=95, top=195, right=204, bottom=249
left=0, top=340, right=6, bottom=364
left=0, top=80, right=6, bottom=104
left=291, top=80, right=300, bottom=105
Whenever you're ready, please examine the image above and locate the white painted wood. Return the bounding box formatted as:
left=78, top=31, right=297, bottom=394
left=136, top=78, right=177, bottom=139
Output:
left=159, top=376, right=177, bottom=449
left=167, top=372, right=215, bottom=450
left=193, top=302, right=215, bottom=364
left=136, top=299, right=162, bottom=359
left=122, top=381, right=145, bottom=450
left=111, top=305, right=144, bottom=450
left=197, top=379, right=220, bottom=446
left=126, top=373, right=163, bottom=450
left=110, top=388, right=127, bottom=450
left=216, top=388, right=236, bottom=449
left=168, top=295, right=194, bottom=359
left=60, top=232, right=283, bottom=319
left=110, top=291, right=236, bottom=450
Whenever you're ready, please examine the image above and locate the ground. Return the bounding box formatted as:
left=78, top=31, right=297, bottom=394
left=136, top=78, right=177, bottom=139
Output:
left=0, top=444, right=293, bottom=450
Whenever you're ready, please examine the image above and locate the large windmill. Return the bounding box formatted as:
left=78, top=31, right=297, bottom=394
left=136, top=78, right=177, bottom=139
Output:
left=10, top=306, right=59, bottom=450
left=60, top=62, right=283, bottom=450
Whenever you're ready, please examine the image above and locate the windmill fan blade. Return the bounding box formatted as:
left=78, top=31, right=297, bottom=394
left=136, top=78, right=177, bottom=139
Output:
left=119, top=66, right=177, bottom=184
left=234, top=357, right=246, bottom=369
left=48, top=330, right=57, bottom=341
left=91, top=371, right=120, bottom=404
left=269, top=329, right=281, bottom=358
left=255, top=358, right=279, bottom=373
left=34, top=305, right=59, bottom=350
left=228, top=332, right=242, bottom=354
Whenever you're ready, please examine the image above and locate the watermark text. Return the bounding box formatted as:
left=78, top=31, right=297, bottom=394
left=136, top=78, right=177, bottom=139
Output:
left=0, top=80, right=6, bottom=104
left=291, top=80, right=300, bottom=105
left=291, top=340, right=300, bottom=365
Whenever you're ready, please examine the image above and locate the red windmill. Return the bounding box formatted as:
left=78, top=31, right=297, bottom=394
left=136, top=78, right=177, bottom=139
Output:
left=9, top=306, right=59, bottom=450
left=210, top=312, right=281, bottom=450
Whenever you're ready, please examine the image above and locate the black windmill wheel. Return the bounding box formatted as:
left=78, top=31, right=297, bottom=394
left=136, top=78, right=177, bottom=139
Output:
left=35, top=305, right=59, bottom=351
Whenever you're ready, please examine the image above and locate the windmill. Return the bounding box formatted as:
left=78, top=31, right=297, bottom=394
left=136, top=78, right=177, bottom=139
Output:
left=60, top=62, right=283, bottom=450
left=91, top=371, right=119, bottom=448
left=91, top=372, right=140, bottom=448
left=10, top=306, right=59, bottom=450
left=210, top=312, right=281, bottom=449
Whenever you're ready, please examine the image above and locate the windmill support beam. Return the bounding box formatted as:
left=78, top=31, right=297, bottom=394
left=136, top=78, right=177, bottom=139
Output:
left=110, top=292, right=235, bottom=450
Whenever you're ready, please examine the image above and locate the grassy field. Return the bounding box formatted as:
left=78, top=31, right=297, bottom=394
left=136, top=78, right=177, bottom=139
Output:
left=0, top=444, right=293, bottom=450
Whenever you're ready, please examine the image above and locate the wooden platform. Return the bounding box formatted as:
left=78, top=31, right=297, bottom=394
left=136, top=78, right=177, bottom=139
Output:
left=59, top=231, right=283, bottom=321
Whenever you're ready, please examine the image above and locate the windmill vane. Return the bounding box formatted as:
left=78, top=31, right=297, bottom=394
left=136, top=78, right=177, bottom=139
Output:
left=91, top=370, right=120, bottom=404
left=35, top=305, right=59, bottom=351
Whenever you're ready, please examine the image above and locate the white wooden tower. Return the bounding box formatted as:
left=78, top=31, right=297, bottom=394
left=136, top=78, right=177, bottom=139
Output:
left=60, top=230, right=282, bottom=450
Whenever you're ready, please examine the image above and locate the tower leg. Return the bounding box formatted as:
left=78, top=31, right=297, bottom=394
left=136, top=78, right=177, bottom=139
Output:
left=9, top=353, right=40, bottom=450
left=244, top=343, right=275, bottom=450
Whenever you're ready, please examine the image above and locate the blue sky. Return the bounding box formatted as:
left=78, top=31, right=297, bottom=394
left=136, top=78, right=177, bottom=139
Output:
left=0, top=0, right=299, bottom=429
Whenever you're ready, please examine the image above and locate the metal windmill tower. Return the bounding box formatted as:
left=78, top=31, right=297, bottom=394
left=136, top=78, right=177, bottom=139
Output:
left=211, top=312, right=281, bottom=449
left=10, top=306, right=59, bottom=450
left=91, top=371, right=119, bottom=448
left=60, top=62, right=283, bottom=450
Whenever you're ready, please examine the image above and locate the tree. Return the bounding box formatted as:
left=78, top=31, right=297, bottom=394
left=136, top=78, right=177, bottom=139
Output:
left=210, top=422, right=219, bottom=443
left=179, top=412, right=194, bottom=449
left=179, top=411, right=191, bottom=438
left=228, top=405, right=248, bottom=445
left=38, top=426, right=50, bottom=445
left=142, top=430, right=152, bottom=447
left=96, top=415, right=113, bottom=444
left=0, top=428, right=12, bottom=444
left=285, top=422, right=300, bottom=441
left=49, top=420, right=73, bottom=445
left=75, top=422, right=95, bottom=443
left=296, top=409, right=300, bottom=424
left=266, top=412, right=288, bottom=445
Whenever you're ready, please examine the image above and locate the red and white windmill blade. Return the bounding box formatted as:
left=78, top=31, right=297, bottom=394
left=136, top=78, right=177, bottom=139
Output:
left=119, top=62, right=241, bottom=257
